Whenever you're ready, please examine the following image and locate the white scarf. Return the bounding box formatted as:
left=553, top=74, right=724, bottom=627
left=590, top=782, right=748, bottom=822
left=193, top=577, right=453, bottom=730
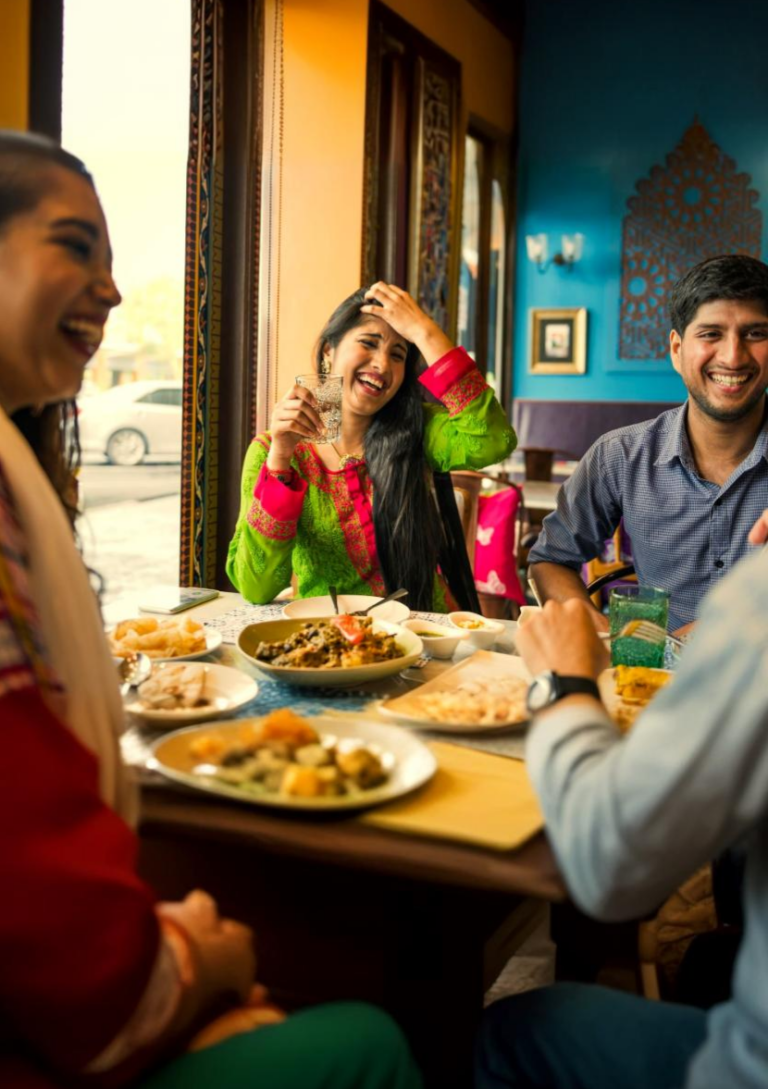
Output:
left=0, top=406, right=136, bottom=823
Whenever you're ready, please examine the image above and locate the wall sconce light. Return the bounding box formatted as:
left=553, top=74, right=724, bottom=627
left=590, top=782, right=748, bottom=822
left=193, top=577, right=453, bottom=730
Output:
left=526, top=232, right=584, bottom=273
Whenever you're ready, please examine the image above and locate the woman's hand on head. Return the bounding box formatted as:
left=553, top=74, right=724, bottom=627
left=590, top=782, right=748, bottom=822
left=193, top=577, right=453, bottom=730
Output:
left=361, top=282, right=453, bottom=364
left=157, top=890, right=256, bottom=1004
left=268, top=384, right=323, bottom=468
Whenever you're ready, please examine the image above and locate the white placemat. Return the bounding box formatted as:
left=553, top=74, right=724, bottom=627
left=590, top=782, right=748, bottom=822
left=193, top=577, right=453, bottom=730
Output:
left=201, top=606, right=463, bottom=645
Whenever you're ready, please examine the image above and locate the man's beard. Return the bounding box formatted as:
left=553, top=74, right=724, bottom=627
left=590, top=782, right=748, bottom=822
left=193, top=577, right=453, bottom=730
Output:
left=688, top=382, right=767, bottom=423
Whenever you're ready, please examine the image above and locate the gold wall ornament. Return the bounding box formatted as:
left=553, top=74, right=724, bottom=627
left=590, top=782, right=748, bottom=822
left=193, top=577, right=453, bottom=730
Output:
left=619, top=119, right=762, bottom=359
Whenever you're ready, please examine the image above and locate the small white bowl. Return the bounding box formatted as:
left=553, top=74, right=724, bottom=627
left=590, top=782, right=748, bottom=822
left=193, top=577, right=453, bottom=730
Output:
left=401, top=618, right=468, bottom=659
left=517, top=605, right=543, bottom=628
left=447, top=611, right=505, bottom=649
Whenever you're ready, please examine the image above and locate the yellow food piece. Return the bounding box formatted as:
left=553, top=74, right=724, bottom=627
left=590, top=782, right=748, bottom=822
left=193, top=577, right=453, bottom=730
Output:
left=615, top=666, right=671, bottom=705
left=280, top=764, right=324, bottom=797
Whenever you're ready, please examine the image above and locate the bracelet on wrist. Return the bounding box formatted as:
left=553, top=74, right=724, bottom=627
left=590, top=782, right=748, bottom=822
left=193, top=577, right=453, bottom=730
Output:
left=266, top=466, right=295, bottom=485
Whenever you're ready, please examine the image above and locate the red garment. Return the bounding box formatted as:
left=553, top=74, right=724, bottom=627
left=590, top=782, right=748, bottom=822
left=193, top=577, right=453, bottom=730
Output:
left=1, top=686, right=160, bottom=1087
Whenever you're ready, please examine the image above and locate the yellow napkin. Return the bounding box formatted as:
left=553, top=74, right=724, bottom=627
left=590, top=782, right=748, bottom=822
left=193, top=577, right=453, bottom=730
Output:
left=360, top=741, right=543, bottom=851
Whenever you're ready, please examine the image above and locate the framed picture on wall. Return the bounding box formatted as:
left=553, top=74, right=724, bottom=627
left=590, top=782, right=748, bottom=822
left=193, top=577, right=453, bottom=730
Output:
left=529, top=307, right=587, bottom=374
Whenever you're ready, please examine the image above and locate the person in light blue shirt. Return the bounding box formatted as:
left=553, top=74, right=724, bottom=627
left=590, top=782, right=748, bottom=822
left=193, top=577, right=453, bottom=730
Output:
left=476, top=511, right=768, bottom=1089
left=529, top=254, right=768, bottom=631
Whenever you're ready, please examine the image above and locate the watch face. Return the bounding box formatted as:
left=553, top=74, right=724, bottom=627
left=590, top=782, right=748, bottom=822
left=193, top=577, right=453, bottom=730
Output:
left=527, top=671, right=556, bottom=713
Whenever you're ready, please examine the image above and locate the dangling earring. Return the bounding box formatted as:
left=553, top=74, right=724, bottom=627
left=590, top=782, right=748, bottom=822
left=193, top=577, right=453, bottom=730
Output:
left=320, top=355, right=331, bottom=376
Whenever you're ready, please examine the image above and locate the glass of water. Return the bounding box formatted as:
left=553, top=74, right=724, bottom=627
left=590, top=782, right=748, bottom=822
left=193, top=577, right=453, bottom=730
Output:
left=609, top=585, right=670, bottom=668
left=295, top=374, right=343, bottom=444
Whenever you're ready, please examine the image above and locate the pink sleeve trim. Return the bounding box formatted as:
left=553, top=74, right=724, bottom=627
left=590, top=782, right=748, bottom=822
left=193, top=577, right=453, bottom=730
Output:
left=344, top=465, right=379, bottom=572
left=418, top=346, right=477, bottom=400
left=247, top=464, right=307, bottom=540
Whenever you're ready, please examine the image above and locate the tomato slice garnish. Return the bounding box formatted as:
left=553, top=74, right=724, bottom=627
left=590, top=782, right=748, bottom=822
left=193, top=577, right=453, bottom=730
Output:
left=330, top=614, right=366, bottom=644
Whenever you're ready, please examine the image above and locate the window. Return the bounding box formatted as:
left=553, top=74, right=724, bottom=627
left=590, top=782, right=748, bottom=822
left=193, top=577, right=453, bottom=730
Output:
left=458, top=129, right=509, bottom=400
left=487, top=180, right=506, bottom=393
left=138, top=388, right=183, bottom=407
left=62, top=0, right=190, bottom=605
left=458, top=135, right=483, bottom=361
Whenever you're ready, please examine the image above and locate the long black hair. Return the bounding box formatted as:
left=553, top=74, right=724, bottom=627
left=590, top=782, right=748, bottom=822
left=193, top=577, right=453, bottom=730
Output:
left=0, top=130, right=94, bottom=530
left=314, top=288, right=444, bottom=610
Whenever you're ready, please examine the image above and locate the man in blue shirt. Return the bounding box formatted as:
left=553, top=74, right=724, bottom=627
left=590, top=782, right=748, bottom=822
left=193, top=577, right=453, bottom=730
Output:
left=529, top=254, right=768, bottom=631
left=476, top=512, right=768, bottom=1089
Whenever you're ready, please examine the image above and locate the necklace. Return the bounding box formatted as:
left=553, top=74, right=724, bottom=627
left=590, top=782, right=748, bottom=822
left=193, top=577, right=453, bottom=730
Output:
left=331, top=441, right=364, bottom=470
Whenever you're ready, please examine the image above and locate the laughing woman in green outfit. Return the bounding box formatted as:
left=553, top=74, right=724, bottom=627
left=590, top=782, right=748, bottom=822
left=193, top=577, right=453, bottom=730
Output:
left=227, top=283, right=516, bottom=610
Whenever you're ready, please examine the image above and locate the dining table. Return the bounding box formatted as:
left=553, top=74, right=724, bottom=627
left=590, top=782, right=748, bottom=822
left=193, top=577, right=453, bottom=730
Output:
left=110, top=592, right=565, bottom=1089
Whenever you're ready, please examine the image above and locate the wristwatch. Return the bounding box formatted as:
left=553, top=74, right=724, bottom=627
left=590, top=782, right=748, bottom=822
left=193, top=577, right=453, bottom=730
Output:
left=527, top=671, right=600, bottom=714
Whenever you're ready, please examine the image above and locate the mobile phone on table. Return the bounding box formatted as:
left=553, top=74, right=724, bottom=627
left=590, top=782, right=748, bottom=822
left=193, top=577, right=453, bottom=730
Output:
left=138, top=587, right=220, bottom=614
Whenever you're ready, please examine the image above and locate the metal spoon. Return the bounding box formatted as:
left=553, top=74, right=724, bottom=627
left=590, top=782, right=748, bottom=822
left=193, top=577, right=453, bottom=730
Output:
left=117, top=652, right=152, bottom=695
left=352, top=588, right=409, bottom=616
left=328, top=585, right=340, bottom=614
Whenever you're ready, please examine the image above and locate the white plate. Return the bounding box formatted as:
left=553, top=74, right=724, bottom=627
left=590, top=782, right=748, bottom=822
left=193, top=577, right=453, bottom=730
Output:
left=125, top=663, right=258, bottom=726
left=283, top=594, right=410, bottom=624
left=109, top=625, right=222, bottom=662
left=379, top=650, right=531, bottom=734
left=147, top=715, right=437, bottom=811
left=237, top=617, right=422, bottom=688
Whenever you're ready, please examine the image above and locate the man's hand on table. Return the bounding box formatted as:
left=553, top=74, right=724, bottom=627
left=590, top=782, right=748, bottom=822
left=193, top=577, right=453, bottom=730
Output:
left=516, top=599, right=610, bottom=681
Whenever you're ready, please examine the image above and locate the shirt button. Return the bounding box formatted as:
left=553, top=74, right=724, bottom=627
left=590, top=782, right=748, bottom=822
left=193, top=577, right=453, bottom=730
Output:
left=715, top=560, right=724, bottom=569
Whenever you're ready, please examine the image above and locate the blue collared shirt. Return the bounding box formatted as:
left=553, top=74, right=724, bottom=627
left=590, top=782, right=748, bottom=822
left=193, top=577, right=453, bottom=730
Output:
left=528, top=403, right=768, bottom=629
left=526, top=548, right=768, bottom=1089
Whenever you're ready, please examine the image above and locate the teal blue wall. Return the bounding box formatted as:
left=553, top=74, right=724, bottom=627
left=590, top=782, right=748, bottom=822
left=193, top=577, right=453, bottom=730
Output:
left=513, top=0, right=768, bottom=402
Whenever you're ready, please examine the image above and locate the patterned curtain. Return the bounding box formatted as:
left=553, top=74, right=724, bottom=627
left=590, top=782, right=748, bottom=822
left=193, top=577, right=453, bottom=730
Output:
left=180, top=0, right=225, bottom=587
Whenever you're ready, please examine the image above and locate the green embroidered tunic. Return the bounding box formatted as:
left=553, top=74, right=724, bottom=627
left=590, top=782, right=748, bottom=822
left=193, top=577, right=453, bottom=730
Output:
left=226, top=350, right=516, bottom=608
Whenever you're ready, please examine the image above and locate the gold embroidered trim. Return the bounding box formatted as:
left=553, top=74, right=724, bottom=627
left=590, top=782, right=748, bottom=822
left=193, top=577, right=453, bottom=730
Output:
left=247, top=496, right=297, bottom=540
left=441, top=368, right=487, bottom=416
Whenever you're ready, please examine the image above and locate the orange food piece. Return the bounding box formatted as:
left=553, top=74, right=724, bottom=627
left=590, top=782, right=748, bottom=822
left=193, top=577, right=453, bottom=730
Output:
left=189, top=734, right=226, bottom=760
left=258, top=708, right=319, bottom=746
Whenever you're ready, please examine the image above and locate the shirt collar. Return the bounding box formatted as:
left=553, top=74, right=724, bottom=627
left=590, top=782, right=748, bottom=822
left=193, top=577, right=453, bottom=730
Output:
left=654, top=404, right=693, bottom=467
left=655, top=398, right=768, bottom=469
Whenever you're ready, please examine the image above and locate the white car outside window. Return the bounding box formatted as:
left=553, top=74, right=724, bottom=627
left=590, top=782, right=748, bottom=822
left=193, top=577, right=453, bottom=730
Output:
left=77, top=380, right=183, bottom=466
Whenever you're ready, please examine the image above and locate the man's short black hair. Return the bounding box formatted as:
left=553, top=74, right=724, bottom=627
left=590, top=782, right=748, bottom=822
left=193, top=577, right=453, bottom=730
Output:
left=668, top=254, right=768, bottom=335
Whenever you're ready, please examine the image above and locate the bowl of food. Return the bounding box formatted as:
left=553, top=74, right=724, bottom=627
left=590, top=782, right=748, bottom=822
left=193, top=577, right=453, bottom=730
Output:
left=401, top=618, right=468, bottom=659
left=447, top=611, right=505, bottom=649
left=598, top=664, right=674, bottom=732
left=283, top=593, right=410, bottom=624
left=237, top=615, right=422, bottom=687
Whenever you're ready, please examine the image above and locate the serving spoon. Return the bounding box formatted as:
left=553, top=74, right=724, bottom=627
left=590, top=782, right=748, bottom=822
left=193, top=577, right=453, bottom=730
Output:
left=117, top=652, right=152, bottom=696
left=328, top=586, right=340, bottom=614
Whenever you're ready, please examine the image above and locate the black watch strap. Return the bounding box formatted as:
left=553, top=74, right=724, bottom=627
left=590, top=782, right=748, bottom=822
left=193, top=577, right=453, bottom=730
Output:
left=556, top=675, right=600, bottom=700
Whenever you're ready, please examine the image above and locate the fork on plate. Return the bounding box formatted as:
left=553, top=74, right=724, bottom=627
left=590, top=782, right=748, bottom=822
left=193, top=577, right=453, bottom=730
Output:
left=599, top=620, right=682, bottom=648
